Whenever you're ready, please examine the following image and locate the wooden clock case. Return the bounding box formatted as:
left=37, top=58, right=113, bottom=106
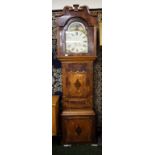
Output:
left=56, top=4, right=98, bottom=144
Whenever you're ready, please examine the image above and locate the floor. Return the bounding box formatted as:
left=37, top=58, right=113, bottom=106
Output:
left=52, top=135, right=102, bottom=155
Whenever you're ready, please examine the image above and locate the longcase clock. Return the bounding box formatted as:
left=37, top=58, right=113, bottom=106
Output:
left=56, top=4, right=98, bottom=144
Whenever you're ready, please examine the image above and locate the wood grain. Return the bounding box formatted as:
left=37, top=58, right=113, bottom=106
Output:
left=56, top=4, right=97, bottom=144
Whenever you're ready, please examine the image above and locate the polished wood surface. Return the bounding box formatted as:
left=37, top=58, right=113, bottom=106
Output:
left=62, top=109, right=95, bottom=116
left=56, top=4, right=97, bottom=58
left=62, top=61, right=93, bottom=110
left=52, top=96, right=59, bottom=136
left=56, top=4, right=97, bottom=144
left=62, top=110, right=96, bottom=143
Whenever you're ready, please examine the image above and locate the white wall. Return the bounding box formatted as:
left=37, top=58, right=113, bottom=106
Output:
left=52, top=0, right=102, bottom=10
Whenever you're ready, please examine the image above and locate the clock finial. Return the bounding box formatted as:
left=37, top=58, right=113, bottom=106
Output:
left=73, top=4, right=79, bottom=11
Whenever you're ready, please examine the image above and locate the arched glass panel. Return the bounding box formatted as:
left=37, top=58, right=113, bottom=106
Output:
left=65, top=22, right=88, bottom=54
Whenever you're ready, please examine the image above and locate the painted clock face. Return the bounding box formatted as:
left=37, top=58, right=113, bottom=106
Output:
left=65, top=22, right=88, bottom=54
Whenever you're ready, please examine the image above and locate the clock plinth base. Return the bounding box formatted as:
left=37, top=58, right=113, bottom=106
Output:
left=61, top=110, right=96, bottom=144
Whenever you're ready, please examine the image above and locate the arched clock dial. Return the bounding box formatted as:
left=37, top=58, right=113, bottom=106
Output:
left=65, top=22, right=88, bottom=54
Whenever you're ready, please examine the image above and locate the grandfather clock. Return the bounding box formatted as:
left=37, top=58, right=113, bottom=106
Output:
left=56, top=4, right=98, bottom=144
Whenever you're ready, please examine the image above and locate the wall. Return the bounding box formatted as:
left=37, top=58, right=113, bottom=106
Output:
left=52, top=0, right=102, bottom=10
